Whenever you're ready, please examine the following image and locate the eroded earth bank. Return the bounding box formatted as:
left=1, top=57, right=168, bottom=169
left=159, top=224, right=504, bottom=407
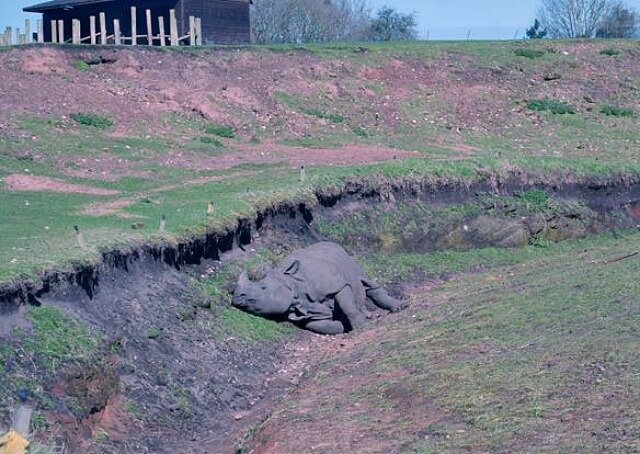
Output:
left=1, top=174, right=639, bottom=453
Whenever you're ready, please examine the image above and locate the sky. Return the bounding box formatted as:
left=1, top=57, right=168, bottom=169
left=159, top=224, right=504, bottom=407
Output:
left=2, top=0, right=640, bottom=41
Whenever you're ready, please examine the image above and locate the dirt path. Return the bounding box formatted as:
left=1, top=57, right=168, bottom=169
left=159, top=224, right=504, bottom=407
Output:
left=4, top=174, right=119, bottom=195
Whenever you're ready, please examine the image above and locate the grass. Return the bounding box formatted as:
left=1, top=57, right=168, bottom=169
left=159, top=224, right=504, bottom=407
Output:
left=514, top=48, right=545, bottom=59
left=70, top=113, right=114, bottom=129
left=147, top=326, right=161, bottom=339
left=204, top=124, right=236, bottom=138
left=274, top=91, right=345, bottom=124
left=527, top=98, right=576, bottom=115
left=213, top=306, right=296, bottom=344
left=22, top=306, right=98, bottom=372
left=249, top=230, right=640, bottom=452
left=73, top=60, right=91, bottom=71
left=0, top=154, right=639, bottom=283
left=600, top=105, right=635, bottom=117
left=0, top=305, right=100, bottom=423
left=1, top=41, right=640, bottom=285
left=600, top=48, right=620, bottom=57
left=514, top=188, right=549, bottom=208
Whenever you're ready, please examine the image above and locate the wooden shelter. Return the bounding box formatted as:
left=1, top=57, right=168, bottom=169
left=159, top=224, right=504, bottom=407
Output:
left=23, top=0, right=252, bottom=45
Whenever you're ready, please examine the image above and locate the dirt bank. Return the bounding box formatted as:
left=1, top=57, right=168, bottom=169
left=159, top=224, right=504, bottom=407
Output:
left=1, top=172, right=639, bottom=452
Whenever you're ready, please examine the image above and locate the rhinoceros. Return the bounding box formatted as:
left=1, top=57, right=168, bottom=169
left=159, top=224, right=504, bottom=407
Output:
left=232, top=242, right=406, bottom=335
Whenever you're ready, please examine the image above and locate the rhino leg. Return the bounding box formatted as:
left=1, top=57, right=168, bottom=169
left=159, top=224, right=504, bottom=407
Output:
left=335, top=285, right=367, bottom=331
left=363, top=282, right=407, bottom=312
left=304, top=320, right=345, bottom=335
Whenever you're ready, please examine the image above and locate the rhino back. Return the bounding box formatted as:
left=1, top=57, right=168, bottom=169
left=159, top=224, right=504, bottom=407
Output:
left=280, top=242, right=367, bottom=302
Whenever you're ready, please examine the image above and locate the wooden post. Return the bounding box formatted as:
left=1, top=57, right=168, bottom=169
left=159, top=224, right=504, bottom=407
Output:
left=25, top=19, right=31, bottom=44
left=99, top=12, right=107, bottom=44
left=169, top=9, right=178, bottom=46
left=18, top=31, right=25, bottom=45
left=58, top=20, right=64, bottom=43
left=131, top=6, right=137, bottom=45
left=37, top=20, right=44, bottom=43
left=158, top=17, right=166, bottom=47
left=90, top=15, right=96, bottom=44
left=195, top=18, right=202, bottom=46
left=114, top=19, right=121, bottom=45
left=72, top=19, right=81, bottom=44
left=146, top=9, right=153, bottom=45
left=74, top=226, right=85, bottom=249
left=51, top=21, right=57, bottom=43
left=5, top=27, right=12, bottom=45
left=189, top=16, right=195, bottom=46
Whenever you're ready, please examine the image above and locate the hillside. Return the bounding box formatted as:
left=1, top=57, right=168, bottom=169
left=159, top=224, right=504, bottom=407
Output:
left=1, top=41, right=639, bottom=284
left=0, top=41, right=639, bottom=453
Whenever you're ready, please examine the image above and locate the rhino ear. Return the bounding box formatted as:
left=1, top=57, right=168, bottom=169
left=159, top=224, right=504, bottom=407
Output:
left=284, top=260, right=300, bottom=276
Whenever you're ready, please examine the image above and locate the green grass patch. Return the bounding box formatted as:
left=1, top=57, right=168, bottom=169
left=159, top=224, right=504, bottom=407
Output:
left=23, top=306, right=99, bottom=372
left=514, top=48, right=545, bottom=59
left=213, top=306, right=295, bottom=344
left=515, top=189, right=549, bottom=209
left=353, top=125, right=369, bottom=138
left=204, top=124, right=236, bottom=139
left=70, top=113, right=114, bottom=129
left=274, top=90, right=344, bottom=124
left=600, top=48, right=620, bottom=57
left=302, top=108, right=344, bottom=124
left=600, top=105, right=635, bottom=117
left=199, top=136, right=225, bottom=147
left=73, top=60, right=91, bottom=71
left=527, top=98, right=576, bottom=115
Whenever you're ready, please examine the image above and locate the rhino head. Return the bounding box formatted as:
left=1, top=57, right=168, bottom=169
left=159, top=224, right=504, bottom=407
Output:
left=232, top=269, right=294, bottom=317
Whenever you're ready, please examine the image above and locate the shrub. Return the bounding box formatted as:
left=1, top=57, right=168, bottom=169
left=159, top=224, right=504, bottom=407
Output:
left=73, top=60, right=91, bottom=71
left=353, top=125, right=369, bottom=138
left=302, top=107, right=344, bottom=124
left=527, top=99, right=575, bottom=114
left=70, top=113, right=114, bottom=129
left=514, top=48, right=545, bottom=59
left=600, top=48, right=620, bottom=57
left=600, top=105, right=634, bottom=117
left=199, top=136, right=224, bottom=147
left=204, top=124, right=235, bottom=138
left=516, top=189, right=549, bottom=209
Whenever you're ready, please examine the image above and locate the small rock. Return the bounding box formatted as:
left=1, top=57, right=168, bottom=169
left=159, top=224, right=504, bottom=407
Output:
left=232, top=411, right=250, bottom=420
left=544, top=73, right=562, bottom=81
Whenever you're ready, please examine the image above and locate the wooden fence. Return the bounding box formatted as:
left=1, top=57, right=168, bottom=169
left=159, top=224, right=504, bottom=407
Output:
left=0, top=8, right=202, bottom=47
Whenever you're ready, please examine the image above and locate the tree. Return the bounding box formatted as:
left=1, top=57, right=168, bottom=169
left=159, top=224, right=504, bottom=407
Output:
left=526, top=19, right=548, bottom=38
left=369, top=6, right=418, bottom=42
left=527, top=19, right=547, bottom=39
left=251, top=0, right=371, bottom=44
left=596, top=1, right=639, bottom=37
left=539, top=0, right=607, bottom=38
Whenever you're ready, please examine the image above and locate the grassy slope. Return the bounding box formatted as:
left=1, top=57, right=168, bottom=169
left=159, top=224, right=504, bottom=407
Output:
left=247, top=230, right=640, bottom=453
left=0, top=40, right=639, bottom=284
left=0, top=43, right=639, bottom=281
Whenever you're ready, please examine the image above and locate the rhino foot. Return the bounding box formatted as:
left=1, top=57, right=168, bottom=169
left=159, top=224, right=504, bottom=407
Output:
left=366, top=286, right=407, bottom=312
left=304, top=320, right=345, bottom=335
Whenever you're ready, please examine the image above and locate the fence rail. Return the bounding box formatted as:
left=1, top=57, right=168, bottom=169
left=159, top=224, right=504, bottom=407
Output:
left=0, top=8, right=202, bottom=47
